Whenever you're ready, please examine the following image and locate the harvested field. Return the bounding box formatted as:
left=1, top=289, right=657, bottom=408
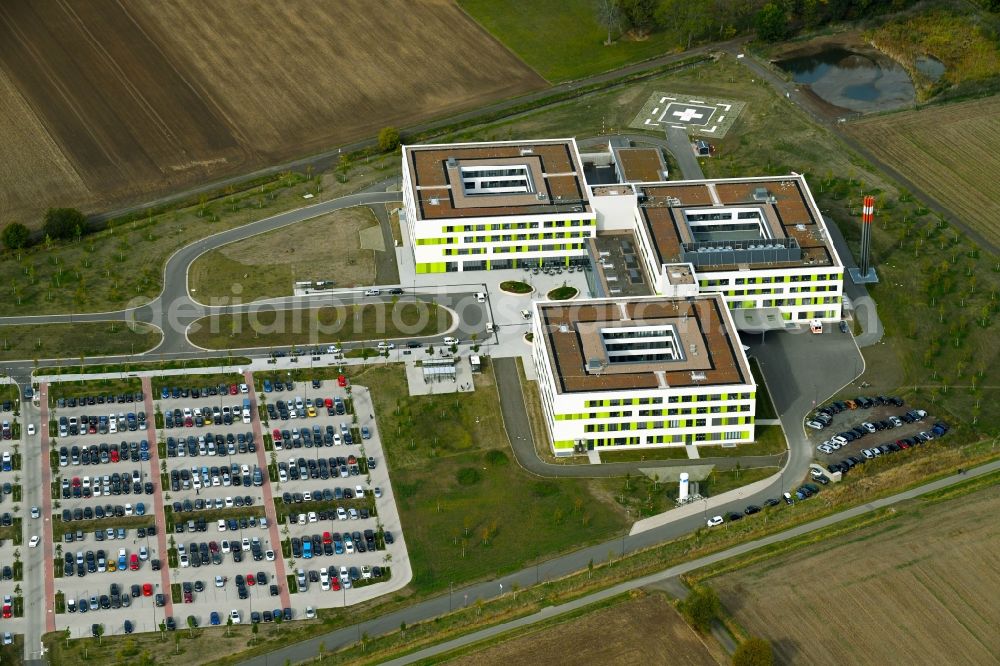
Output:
left=443, top=592, right=718, bottom=665
left=710, top=484, right=1000, bottom=666
left=189, top=206, right=379, bottom=303
left=846, top=96, right=1000, bottom=250
left=0, top=0, right=544, bottom=226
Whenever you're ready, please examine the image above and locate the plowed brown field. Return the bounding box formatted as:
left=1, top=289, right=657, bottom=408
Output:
left=444, top=592, right=720, bottom=665
left=0, top=0, right=545, bottom=227
left=711, top=484, right=1000, bottom=665
left=846, top=96, right=1000, bottom=250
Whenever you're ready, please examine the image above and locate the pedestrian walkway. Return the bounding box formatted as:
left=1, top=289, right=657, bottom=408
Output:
left=587, top=450, right=602, bottom=464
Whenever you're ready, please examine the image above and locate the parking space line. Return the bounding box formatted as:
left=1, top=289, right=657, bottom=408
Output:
left=141, top=377, right=174, bottom=621
left=39, top=382, right=56, bottom=633
left=243, top=370, right=292, bottom=610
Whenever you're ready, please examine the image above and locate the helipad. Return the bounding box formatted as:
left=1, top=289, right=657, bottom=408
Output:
left=630, top=91, right=745, bottom=138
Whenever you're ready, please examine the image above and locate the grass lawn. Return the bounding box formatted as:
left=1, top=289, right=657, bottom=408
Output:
left=546, top=286, right=578, bottom=300
left=459, top=0, right=684, bottom=82
left=351, top=363, right=627, bottom=593
left=703, top=425, right=787, bottom=458
left=41, top=356, right=252, bottom=380
left=701, top=466, right=778, bottom=497
left=0, top=384, right=20, bottom=405
left=0, top=153, right=399, bottom=317
left=47, top=377, right=141, bottom=401
left=188, top=206, right=380, bottom=303
left=599, top=447, right=689, bottom=463
left=0, top=322, right=160, bottom=362
left=499, top=280, right=532, bottom=294
left=186, top=302, right=450, bottom=350
left=749, top=358, right=777, bottom=420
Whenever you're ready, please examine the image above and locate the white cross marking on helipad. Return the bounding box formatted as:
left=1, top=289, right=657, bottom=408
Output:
left=673, top=108, right=705, bottom=122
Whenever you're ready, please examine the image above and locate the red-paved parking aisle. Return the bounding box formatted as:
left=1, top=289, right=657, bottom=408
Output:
left=141, top=377, right=174, bottom=621
left=244, top=370, right=292, bottom=609
left=38, top=383, right=55, bottom=633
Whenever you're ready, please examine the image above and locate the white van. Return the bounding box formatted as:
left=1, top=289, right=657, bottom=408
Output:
left=364, top=288, right=381, bottom=297
left=443, top=336, right=458, bottom=345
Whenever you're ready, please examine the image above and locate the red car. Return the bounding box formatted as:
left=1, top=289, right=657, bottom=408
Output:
left=322, top=531, right=332, bottom=545
left=71, top=477, right=81, bottom=487
left=331, top=577, right=341, bottom=592
left=337, top=375, right=347, bottom=388
left=109, top=449, right=119, bottom=463
left=129, top=554, right=140, bottom=571
left=272, top=428, right=282, bottom=441
left=324, top=398, right=333, bottom=408
left=245, top=573, right=256, bottom=586
left=142, top=583, right=153, bottom=597
left=183, top=591, right=193, bottom=603
left=184, top=417, right=193, bottom=427
left=229, top=384, right=239, bottom=395
left=1, top=604, right=10, bottom=619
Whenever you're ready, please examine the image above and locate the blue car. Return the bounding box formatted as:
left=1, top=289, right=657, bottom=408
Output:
left=302, top=540, right=313, bottom=559
left=210, top=611, right=221, bottom=626
left=135, top=503, right=145, bottom=516
left=161, top=387, right=170, bottom=399
left=263, top=380, right=272, bottom=393
left=361, top=426, right=370, bottom=440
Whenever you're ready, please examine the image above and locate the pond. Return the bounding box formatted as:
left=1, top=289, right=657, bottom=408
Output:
left=776, top=45, right=915, bottom=113
left=915, top=55, right=945, bottom=82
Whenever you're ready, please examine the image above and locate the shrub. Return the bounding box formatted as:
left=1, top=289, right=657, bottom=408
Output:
left=456, top=468, right=481, bottom=486
left=378, top=127, right=400, bottom=153
left=733, top=636, right=774, bottom=666
left=532, top=481, right=560, bottom=497
left=43, top=208, right=86, bottom=240
left=1, top=223, right=30, bottom=250
left=680, top=585, right=721, bottom=632
left=485, top=449, right=509, bottom=467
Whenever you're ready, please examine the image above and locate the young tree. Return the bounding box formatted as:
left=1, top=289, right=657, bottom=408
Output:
left=1, top=223, right=30, bottom=250
left=595, top=0, right=620, bottom=45
left=733, top=636, right=774, bottom=666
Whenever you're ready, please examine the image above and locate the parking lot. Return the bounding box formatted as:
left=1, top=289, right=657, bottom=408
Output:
left=0, top=395, right=23, bottom=645
left=805, top=395, right=952, bottom=477
left=258, top=375, right=408, bottom=609
left=46, top=373, right=409, bottom=638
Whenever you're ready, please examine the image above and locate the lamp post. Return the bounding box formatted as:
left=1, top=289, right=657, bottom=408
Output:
left=449, top=581, right=454, bottom=611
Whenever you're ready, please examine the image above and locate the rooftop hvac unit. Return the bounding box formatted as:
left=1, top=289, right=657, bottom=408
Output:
left=753, top=187, right=770, bottom=201
left=429, top=197, right=440, bottom=206
left=520, top=148, right=534, bottom=156
left=689, top=343, right=697, bottom=356
left=690, top=371, right=707, bottom=382
left=796, top=224, right=807, bottom=231
left=446, top=157, right=457, bottom=168
left=558, top=324, right=570, bottom=333
left=536, top=193, right=547, bottom=201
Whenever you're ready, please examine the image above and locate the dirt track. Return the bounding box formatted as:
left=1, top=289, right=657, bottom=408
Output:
left=0, top=0, right=545, bottom=227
